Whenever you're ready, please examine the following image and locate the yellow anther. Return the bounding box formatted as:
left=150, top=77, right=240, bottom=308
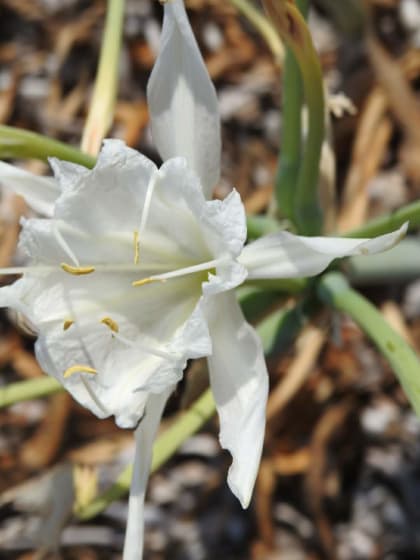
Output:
left=63, top=365, right=97, bottom=379
left=132, top=277, right=165, bottom=288
left=61, top=263, right=95, bottom=276
left=63, top=319, right=74, bottom=331
left=101, top=317, right=119, bottom=333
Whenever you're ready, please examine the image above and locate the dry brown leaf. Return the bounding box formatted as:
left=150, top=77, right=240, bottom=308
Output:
left=338, top=88, right=392, bottom=232
left=267, top=325, right=326, bottom=423
left=305, top=399, right=355, bottom=558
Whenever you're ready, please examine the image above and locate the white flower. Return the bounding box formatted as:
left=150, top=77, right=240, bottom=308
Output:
left=0, top=1, right=406, bottom=558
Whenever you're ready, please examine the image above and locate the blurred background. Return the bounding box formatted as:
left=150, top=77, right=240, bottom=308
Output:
left=1, top=0, right=420, bottom=558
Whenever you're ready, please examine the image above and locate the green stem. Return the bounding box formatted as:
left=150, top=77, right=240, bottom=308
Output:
left=0, top=376, right=62, bottom=408
left=318, top=273, right=420, bottom=417
left=0, top=125, right=95, bottom=168
left=228, top=0, right=284, bottom=64
left=244, top=277, right=307, bottom=295
left=344, top=199, right=420, bottom=238
left=257, top=295, right=314, bottom=355
left=262, top=0, right=325, bottom=235
left=276, top=0, right=307, bottom=222
left=81, top=0, right=125, bottom=156
left=76, top=388, right=216, bottom=520
left=277, top=48, right=303, bottom=221
left=246, top=214, right=282, bottom=238
left=292, top=15, right=325, bottom=235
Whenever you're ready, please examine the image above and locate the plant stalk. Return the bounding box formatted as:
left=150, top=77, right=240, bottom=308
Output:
left=318, top=272, right=420, bottom=417
left=81, top=0, right=125, bottom=156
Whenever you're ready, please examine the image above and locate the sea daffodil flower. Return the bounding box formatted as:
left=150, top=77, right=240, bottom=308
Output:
left=0, top=1, right=406, bottom=558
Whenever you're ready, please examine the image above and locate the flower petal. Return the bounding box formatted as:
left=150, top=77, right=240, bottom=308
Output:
left=51, top=139, right=157, bottom=234
left=0, top=258, right=211, bottom=427
left=28, top=272, right=207, bottom=428
left=205, top=291, right=268, bottom=508
left=124, top=388, right=173, bottom=560
left=240, top=224, right=408, bottom=279
left=147, top=0, right=221, bottom=198
left=0, top=161, right=59, bottom=217
left=151, top=159, right=247, bottom=265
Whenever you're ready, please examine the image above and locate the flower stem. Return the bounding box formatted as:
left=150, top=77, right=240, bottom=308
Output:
left=81, top=0, right=125, bottom=156
left=276, top=0, right=308, bottom=223
left=318, top=272, right=420, bottom=417
left=76, top=387, right=216, bottom=520
left=228, top=0, right=284, bottom=64
left=246, top=215, right=282, bottom=238
left=0, top=125, right=96, bottom=168
left=123, top=390, right=171, bottom=560
left=343, top=199, right=420, bottom=238
left=262, top=0, right=325, bottom=235
left=0, top=376, right=62, bottom=408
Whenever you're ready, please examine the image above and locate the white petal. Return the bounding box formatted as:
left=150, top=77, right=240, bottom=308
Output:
left=200, top=189, right=247, bottom=258
left=205, top=291, right=268, bottom=508
left=123, top=388, right=173, bottom=560
left=51, top=140, right=157, bottom=234
left=0, top=278, right=38, bottom=326
left=3, top=260, right=209, bottom=427
left=19, top=217, right=136, bottom=266
left=240, top=223, right=408, bottom=279
left=27, top=272, right=205, bottom=428
left=152, top=159, right=247, bottom=262
left=147, top=0, right=221, bottom=198
left=0, top=161, right=59, bottom=216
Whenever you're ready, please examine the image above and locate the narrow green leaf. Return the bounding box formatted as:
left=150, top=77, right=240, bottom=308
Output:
left=0, top=125, right=95, bottom=168
left=0, top=376, right=62, bottom=408
left=318, top=272, right=420, bottom=416
left=81, top=0, right=125, bottom=155
left=344, top=199, right=420, bottom=238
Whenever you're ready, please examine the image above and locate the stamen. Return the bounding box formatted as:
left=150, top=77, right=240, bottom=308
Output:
left=132, top=277, right=166, bottom=288
left=61, top=263, right=95, bottom=276
left=101, top=317, right=119, bottom=333
left=63, top=319, right=74, bottom=331
left=53, top=225, right=80, bottom=267
left=0, top=262, right=175, bottom=277
left=132, top=257, right=226, bottom=287
left=139, top=170, right=159, bottom=236
left=133, top=230, right=140, bottom=265
left=63, top=364, right=97, bottom=379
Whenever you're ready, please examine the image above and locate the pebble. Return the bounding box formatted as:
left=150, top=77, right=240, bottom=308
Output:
left=361, top=399, right=400, bottom=437
left=202, top=22, right=224, bottom=52
left=179, top=434, right=220, bottom=457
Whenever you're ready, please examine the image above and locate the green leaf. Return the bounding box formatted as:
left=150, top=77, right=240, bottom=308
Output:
left=318, top=272, right=420, bottom=416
